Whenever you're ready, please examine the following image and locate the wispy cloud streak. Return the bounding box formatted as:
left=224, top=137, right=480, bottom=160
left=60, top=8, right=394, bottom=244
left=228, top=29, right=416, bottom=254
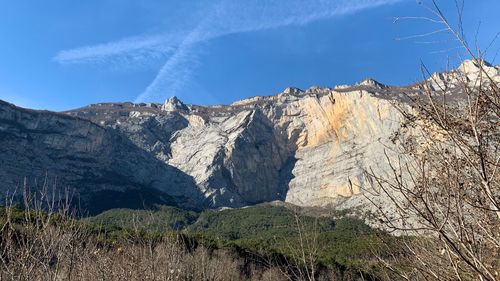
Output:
left=135, top=25, right=208, bottom=103
left=54, top=34, right=179, bottom=66
left=54, top=0, right=405, bottom=102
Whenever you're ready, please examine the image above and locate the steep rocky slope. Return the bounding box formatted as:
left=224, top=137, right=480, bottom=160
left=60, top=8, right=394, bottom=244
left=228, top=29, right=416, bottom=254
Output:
left=0, top=101, right=203, bottom=214
left=1, top=60, right=498, bottom=213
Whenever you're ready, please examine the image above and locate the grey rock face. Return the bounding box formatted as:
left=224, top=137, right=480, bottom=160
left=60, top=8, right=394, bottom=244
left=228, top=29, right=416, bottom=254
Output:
left=62, top=85, right=404, bottom=209
left=3, top=60, right=497, bottom=213
left=0, top=100, right=202, bottom=215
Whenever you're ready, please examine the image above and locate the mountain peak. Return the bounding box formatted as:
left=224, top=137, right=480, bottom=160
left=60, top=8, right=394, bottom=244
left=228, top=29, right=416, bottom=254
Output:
left=283, top=87, right=303, bottom=95
left=458, top=59, right=494, bottom=74
left=162, top=96, right=188, bottom=112
left=357, top=78, right=387, bottom=88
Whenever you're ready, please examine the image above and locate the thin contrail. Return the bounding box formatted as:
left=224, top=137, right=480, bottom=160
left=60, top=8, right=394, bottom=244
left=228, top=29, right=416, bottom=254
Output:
left=54, top=0, right=406, bottom=103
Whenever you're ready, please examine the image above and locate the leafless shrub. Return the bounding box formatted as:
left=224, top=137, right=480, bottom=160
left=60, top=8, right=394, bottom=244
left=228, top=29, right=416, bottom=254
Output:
left=0, top=179, right=253, bottom=281
left=268, top=212, right=320, bottom=281
left=366, top=1, right=500, bottom=280
left=252, top=267, right=288, bottom=281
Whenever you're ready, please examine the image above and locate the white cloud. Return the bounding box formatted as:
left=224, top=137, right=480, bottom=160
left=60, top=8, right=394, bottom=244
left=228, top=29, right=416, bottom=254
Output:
left=54, top=34, right=179, bottom=68
left=54, top=0, right=406, bottom=102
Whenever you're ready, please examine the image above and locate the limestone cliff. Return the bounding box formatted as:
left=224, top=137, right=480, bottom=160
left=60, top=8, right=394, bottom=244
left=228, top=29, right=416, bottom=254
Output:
left=64, top=78, right=409, bottom=209
left=1, top=60, right=497, bottom=213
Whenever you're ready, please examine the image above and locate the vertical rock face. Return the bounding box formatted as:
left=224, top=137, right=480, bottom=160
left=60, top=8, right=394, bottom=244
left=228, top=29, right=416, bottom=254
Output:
left=278, top=90, right=402, bottom=206
left=63, top=84, right=406, bottom=208
left=158, top=109, right=292, bottom=207
left=1, top=60, right=497, bottom=212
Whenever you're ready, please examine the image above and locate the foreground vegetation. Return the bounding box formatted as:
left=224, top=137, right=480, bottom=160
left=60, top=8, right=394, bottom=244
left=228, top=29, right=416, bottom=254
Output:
left=0, top=203, right=406, bottom=280
left=90, top=205, right=402, bottom=275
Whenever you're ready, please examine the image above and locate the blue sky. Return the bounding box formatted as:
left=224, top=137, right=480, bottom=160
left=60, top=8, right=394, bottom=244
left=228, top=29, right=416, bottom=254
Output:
left=0, top=0, right=499, bottom=111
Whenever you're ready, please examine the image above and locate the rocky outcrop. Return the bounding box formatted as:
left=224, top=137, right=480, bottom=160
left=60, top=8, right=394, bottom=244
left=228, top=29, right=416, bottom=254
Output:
left=162, top=96, right=189, bottom=112
left=2, top=60, right=497, bottom=213
left=356, top=78, right=387, bottom=89
left=428, top=59, right=500, bottom=91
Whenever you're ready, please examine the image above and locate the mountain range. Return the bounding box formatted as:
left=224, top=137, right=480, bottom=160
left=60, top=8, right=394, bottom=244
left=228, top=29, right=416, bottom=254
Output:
left=1, top=60, right=498, bottom=215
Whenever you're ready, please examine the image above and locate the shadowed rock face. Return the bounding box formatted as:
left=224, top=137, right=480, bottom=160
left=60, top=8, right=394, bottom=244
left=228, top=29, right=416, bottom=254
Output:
left=2, top=60, right=498, bottom=212
left=0, top=100, right=203, bottom=215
